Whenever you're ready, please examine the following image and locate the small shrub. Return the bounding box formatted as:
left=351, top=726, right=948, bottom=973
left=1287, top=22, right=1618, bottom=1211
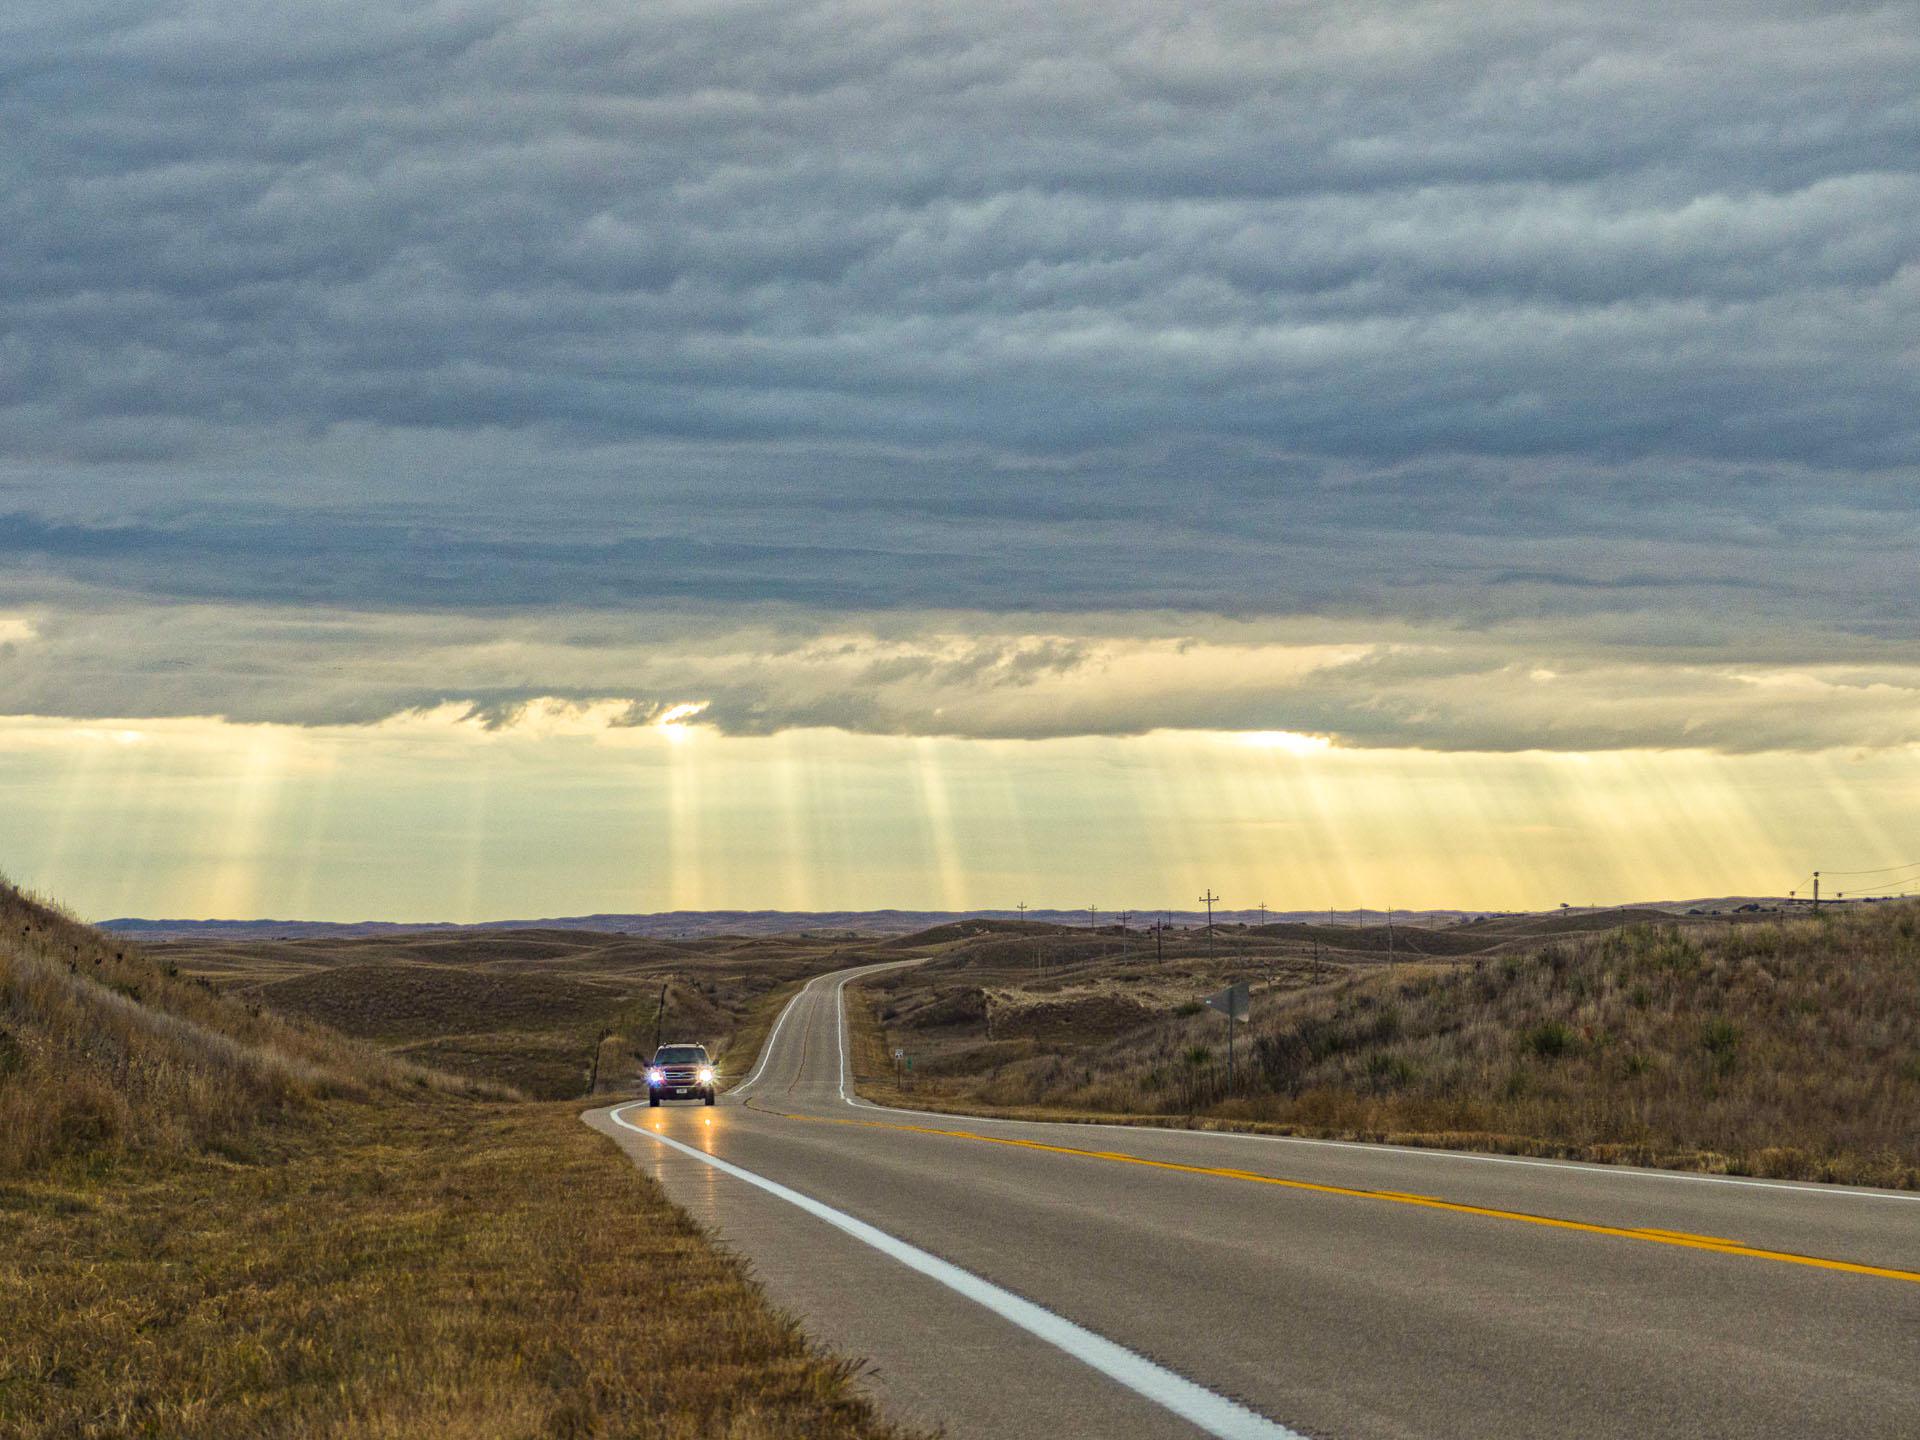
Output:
left=1700, top=1019, right=1740, bottom=1074
left=1253, top=1028, right=1313, bottom=1093
left=1523, top=1020, right=1576, bottom=1060
left=1364, top=1053, right=1416, bottom=1091
left=53, top=1078, right=128, bottom=1157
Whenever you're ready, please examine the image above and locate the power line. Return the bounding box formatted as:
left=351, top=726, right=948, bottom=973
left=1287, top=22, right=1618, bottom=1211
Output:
left=1818, top=860, right=1920, bottom=878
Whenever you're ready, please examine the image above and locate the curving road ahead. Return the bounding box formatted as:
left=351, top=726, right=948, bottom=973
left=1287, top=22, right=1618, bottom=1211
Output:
left=587, top=960, right=1920, bottom=1439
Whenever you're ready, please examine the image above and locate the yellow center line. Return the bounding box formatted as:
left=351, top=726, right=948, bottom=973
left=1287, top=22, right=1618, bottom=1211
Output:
left=1637, top=1228, right=1746, bottom=1246
left=755, top=1104, right=1920, bottom=1287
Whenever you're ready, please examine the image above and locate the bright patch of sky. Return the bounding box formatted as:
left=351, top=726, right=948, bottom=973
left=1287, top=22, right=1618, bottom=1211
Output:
left=4, top=714, right=1910, bottom=920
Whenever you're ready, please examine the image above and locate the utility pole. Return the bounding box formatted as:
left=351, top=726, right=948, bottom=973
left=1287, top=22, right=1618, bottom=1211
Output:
left=652, top=980, right=669, bottom=1053
left=1258, top=901, right=1268, bottom=929
left=1199, top=889, right=1219, bottom=960
left=586, top=1026, right=611, bottom=1097
left=1155, top=919, right=1163, bottom=964
left=1016, top=901, right=1027, bottom=922
left=1813, top=872, right=1820, bottom=915
left=1089, top=904, right=1098, bottom=930
left=1388, top=905, right=1394, bottom=960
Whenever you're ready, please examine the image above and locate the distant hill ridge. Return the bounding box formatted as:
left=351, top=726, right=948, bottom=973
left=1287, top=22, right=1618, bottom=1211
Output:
left=102, top=899, right=1801, bottom=943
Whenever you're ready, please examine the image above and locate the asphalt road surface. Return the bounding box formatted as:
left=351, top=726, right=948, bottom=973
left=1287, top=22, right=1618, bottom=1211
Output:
left=587, top=960, right=1920, bottom=1439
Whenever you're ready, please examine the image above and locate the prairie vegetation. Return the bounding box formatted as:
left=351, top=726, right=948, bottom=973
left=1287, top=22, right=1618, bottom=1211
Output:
left=0, top=883, right=492, bottom=1174
left=0, top=880, right=920, bottom=1439
left=855, top=906, right=1920, bottom=1188
left=3, top=1099, right=918, bottom=1440
left=153, top=928, right=870, bottom=1098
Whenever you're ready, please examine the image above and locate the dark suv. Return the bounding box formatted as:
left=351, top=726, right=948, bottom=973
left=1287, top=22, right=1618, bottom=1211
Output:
left=647, top=1043, right=716, bottom=1105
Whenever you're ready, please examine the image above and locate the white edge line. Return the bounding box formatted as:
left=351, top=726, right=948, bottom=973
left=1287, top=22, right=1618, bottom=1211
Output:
left=831, top=967, right=1920, bottom=1204
left=608, top=1101, right=1301, bottom=1440
left=730, top=976, right=810, bottom=1096
left=737, top=959, right=922, bottom=1099
left=834, top=958, right=927, bottom=1104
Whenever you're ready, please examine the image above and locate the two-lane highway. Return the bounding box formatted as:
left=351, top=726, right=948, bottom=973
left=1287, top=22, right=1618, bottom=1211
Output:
left=587, top=961, right=1919, bottom=1438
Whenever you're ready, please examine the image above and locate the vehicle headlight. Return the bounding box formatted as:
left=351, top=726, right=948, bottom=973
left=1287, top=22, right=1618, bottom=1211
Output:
left=696, top=1066, right=715, bottom=1085
left=647, top=1067, right=665, bottom=1084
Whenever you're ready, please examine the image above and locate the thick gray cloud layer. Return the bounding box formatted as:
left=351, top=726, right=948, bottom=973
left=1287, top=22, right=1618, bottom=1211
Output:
left=1, top=1, right=1916, bottom=745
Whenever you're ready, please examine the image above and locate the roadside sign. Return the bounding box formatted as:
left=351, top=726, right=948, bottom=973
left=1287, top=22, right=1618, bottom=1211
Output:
left=1202, top=980, right=1250, bottom=1021
left=894, top=1047, right=904, bottom=1057
left=1202, top=980, right=1251, bottom=1093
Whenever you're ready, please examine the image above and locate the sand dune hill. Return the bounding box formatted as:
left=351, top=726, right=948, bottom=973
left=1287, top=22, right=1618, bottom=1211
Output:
left=860, top=904, right=1920, bottom=1187
left=0, top=880, right=483, bottom=1175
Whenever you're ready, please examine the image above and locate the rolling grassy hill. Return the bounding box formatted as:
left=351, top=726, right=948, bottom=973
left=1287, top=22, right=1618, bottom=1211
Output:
left=0, top=881, right=470, bottom=1173
left=0, top=879, right=921, bottom=1440
left=854, top=905, right=1920, bottom=1187
left=152, top=926, right=874, bottom=1098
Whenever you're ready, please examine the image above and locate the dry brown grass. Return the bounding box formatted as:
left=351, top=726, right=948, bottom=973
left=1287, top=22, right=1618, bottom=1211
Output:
left=0, top=882, right=510, bottom=1176
left=155, top=929, right=872, bottom=1099
left=1, top=880, right=923, bottom=1438
left=0, top=1098, right=922, bottom=1440
left=856, top=906, right=1920, bottom=1188
left=844, top=985, right=898, bottom=1093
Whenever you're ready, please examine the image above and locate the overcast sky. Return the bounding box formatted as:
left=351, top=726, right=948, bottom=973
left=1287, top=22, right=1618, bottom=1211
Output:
left=2, top=2, right=1916, bottom=915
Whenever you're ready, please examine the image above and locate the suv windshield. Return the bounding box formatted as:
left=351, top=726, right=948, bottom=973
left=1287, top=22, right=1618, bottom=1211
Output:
left=655, top=1046, right=707, bottom=1065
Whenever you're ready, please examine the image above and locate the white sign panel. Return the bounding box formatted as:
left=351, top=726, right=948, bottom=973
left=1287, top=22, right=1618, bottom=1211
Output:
left=1202, top=979, right=1251, bottom=1022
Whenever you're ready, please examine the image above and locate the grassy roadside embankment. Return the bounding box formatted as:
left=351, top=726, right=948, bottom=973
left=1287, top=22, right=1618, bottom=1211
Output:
left=848, top=907, right=1920, bottom=1189
left=1, top=882, right=923, bottom=1439
left=4, top=1101, right=919, bottom=1439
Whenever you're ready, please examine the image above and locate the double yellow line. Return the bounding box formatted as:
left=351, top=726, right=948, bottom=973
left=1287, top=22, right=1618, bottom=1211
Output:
left=759, top=1104, right=1920, bottom=1287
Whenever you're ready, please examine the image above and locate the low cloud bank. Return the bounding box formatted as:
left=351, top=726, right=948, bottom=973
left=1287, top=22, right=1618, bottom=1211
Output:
left=3, top=598, right=1918, bottom=754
